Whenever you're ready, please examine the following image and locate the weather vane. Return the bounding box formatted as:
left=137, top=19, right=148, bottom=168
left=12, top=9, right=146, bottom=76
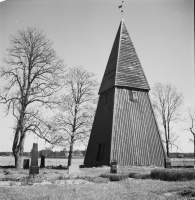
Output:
left=118, top=0, right=124, bottom=19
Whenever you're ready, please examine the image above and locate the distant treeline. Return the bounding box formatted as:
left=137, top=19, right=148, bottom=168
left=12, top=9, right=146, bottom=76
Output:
left=0, top=151, right=193, bottom=158
left=169, top=152, right=194, bottom=158
left=0, top=149, right=86, bottom=158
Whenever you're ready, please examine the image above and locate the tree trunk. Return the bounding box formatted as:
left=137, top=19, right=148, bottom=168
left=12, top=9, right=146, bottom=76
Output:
left=68, top=138, right=74, bottom=167
left=167, top=122, right=170, bottom=158
left=13, top=145, right=24, bottom=169
left=12, top=124, right=26, bottom=169
left=12, top=127, right=21, bottom=169
left=166, top=142, right=169, bottom=158
left=164, top=131, right=169, bottom=157
left=194, top=135, right=195, bottom=169
left=162, top=118, right=169, bottom=157
left=13, top=153, right=22, bottom=169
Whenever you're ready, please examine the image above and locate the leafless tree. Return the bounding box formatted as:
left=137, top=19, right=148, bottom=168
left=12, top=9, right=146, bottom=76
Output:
left=50, top=66, right=99, bottom=166
left=0, top=27, right=65, bottom=169
left=151, top=82, right=184, bottom=157
left=185, top=107, right=195, bottom=167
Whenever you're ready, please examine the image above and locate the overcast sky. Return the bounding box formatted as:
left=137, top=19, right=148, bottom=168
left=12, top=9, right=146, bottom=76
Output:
left=0, top=0, right=194, bottom=152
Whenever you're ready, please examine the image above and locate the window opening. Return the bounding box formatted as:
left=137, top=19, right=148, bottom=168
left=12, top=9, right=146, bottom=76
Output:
left=132, top=91, right=138, bottom=102
left=129, top=90, right=138, bottom=102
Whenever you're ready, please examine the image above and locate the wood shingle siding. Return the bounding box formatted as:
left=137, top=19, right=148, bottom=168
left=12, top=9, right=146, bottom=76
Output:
left=84, top=20, right=166, bottom=167
left=99, top=22, right=121, bottom=94
left=99, top=20, right=150, bottom=94
left=84, top=88, right=115, bottom=166
left=111, top=88, right=165, bottom=166
left=116, top=22, right=150, bottom=90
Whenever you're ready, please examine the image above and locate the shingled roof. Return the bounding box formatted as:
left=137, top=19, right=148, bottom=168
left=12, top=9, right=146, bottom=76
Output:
left=99, top=19, right=150, bottom=94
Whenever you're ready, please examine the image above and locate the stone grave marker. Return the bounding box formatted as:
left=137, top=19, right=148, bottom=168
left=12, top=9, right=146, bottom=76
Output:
left=23, top=159, right=29, bottom=169
left=164, top=158, right=171, bottom=169
left=68, top=164, right=81, bottom=174
left=40, top=155, right=45, bottom=168
left=110, top=160, right=117, bottom=173
left=29, top=143, right=39, bottom=175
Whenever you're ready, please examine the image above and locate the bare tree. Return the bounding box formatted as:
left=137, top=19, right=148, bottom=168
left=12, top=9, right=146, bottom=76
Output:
left=151, top=82, right=184, bottom=157
left=185, top=107, right=195, bottom=167
left=0, top=27, right=65, bottom=168
left=51, top=66, right=99, bottom=166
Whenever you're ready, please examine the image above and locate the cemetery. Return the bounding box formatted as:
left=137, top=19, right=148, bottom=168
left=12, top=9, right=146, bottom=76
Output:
left=0, top=163, right=195, bottom=199
left=0, top=1, right=194, bottom=199
left=0, top=143, right=195, bottom=199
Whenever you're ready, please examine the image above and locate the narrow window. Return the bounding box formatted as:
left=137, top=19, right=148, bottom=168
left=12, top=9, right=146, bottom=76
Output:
left=128, top=90, right=133, bottom=101
left=129, top=90, right=138, bottom=102
left=132, top=91, right=138, bottom=102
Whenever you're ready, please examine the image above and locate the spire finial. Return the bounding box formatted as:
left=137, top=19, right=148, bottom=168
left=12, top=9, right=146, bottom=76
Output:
left=118, top=0, right=124, bottom=19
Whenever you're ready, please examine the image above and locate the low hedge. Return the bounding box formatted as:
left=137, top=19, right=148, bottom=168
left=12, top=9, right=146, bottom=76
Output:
left=129, top=172, right=150, bottom=179
left=100, top=173, right=129, bottom=181
left=100, top=168, right=195, bottom=182
left=151, top=168, right=195, bottom=181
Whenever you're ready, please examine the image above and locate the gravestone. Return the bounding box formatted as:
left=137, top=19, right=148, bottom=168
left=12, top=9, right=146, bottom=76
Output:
left=40, top=155, right=45, bottom=168
left=23, top=159, right=29, bottom=169
left=29, top=143, right=39, bottom=175
left=68, top=164, right=81, bottom=174
left=164, top=158, right=171, bottom=169
left=110, top=161, right=117, bottom=174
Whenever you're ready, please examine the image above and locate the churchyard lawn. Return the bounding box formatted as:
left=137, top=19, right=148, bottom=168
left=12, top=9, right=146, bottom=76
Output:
left=0, top=166, right=194, bottom=200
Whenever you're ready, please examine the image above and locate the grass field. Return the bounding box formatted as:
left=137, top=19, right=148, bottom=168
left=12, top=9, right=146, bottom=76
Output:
left=170, top=158, right=194, bottom=167
left=0, top=166, right=195, bottom=200
left=0, top=156, right=84, bottom=167
left=1, top=156, right=194, bottom=168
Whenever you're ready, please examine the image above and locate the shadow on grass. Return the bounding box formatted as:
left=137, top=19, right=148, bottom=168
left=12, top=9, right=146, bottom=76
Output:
left=180, top=186, right=195, bottom=198
left=48, top=165, right=68, bottom=170
left=0, top=165, right=15, bottom=168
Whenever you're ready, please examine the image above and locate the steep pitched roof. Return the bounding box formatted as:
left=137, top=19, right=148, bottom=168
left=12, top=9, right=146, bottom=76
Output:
left=99, top=19, right=150, bottom=94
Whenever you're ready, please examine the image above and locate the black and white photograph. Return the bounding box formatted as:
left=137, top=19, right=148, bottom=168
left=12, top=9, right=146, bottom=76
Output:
left=0, top=0, right=194, bottom=199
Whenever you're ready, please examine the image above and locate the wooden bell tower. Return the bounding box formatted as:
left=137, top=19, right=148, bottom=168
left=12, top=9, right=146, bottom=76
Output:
left=84, top=20, right=166, bottom=167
